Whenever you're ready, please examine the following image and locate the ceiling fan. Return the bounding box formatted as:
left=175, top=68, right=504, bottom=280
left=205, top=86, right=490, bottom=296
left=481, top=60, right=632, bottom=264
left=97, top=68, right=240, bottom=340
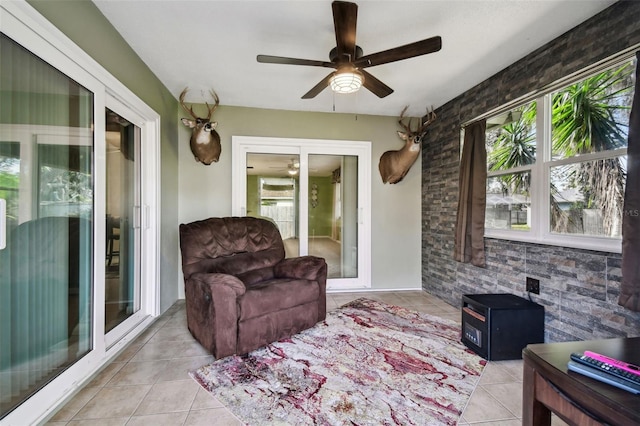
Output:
left=269, top=158, right=301, bottom=175
left=257, top=1, right=442, bottom=99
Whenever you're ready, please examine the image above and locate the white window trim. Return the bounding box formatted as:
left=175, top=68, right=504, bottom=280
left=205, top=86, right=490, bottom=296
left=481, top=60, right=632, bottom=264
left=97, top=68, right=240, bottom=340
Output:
left=1, top=1, right=160, bottom=424
left=483, top=57, right=633, bottom=254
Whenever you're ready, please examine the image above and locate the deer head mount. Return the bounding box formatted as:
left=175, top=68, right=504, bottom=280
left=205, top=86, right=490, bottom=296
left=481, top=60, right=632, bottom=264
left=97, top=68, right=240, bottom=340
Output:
left=378, top=106, right=436, bottom=184
left=179, top=88, right=221, bottom=165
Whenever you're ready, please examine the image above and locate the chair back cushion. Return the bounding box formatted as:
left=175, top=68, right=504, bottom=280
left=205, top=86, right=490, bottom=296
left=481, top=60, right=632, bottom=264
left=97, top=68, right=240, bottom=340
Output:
left=179, top=217, right=285, bottom=280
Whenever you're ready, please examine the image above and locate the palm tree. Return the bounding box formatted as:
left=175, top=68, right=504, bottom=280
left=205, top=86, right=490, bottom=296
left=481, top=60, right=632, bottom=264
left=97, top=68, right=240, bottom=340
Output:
left=485, top=60, right=633, bottom=236
left=487, top=103, right=536, bottom=176
left=552, top=64, right=631, bottom=155
left=487, top=103, right=536, bottom=190
left=550, top=62, right=633, bottom=235
left=486, top=103, right=536, bottom=229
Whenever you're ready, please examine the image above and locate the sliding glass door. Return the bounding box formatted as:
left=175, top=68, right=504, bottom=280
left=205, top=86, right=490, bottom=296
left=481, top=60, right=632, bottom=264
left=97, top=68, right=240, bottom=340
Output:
left=0, top=3, right=160, bottom=420
left=0, top=33, right=94, bottom=418
left=233, top=137, right=371, bottom=290
left=104, top=107, right=142, bottom=344
left=308, top=154, right=359, bottom=280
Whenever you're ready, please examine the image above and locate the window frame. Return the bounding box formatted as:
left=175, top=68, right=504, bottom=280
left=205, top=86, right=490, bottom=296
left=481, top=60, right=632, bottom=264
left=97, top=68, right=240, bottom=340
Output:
left=481, top=53, right=636, bottom=254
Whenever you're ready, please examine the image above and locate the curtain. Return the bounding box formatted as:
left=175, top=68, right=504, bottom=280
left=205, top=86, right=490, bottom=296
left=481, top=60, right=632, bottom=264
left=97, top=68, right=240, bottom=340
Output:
left=619, top=52, right=640, bottom=312
left=454, top=120, right=487, bottom=267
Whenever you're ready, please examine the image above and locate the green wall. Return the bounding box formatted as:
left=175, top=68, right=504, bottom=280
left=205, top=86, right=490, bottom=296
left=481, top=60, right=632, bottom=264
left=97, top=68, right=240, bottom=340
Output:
left=308, top=176, right=333, bottom=238
left=178, top=106, right=423, bottom=292
left=27, top=0, right=180, bottom=312
left=247, top=175, right=334, bottom=238
left=246, top=175, right=260, bottom=217
left=20, top=0, right=422, bottom=295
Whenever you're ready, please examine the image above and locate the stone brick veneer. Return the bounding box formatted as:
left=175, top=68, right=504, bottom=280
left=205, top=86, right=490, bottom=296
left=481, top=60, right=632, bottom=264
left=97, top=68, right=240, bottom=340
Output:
left=422, top=1, right=640, bottom=342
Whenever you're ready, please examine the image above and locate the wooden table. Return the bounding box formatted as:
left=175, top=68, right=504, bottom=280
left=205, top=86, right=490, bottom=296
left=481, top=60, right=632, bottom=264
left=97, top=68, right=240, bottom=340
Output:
left=523, top=337, right=640, bottom=425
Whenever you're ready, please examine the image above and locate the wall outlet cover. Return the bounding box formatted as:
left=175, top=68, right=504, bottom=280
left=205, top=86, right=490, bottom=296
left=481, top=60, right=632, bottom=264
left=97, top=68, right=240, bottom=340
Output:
left=526, top=277, right=540, bottom=294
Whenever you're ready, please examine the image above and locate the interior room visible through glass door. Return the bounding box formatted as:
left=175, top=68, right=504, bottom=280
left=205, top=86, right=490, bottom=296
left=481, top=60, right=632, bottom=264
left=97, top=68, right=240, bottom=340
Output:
left=246, top=153, right=300, bottom=258
left=105, top=108, right=141, bottom=333
left=308, top=154, right=358, bottom=279
left=245, top=152, right=358, bottom=279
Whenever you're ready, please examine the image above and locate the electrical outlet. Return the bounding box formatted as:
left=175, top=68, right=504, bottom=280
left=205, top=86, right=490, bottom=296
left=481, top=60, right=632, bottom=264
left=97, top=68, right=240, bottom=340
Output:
left=526, top=277, right=540, bottom=294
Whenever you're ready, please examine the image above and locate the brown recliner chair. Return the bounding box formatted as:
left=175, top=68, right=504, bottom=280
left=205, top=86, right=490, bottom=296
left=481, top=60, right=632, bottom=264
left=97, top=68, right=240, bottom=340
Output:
left=179, top=216, right=327, bottom=359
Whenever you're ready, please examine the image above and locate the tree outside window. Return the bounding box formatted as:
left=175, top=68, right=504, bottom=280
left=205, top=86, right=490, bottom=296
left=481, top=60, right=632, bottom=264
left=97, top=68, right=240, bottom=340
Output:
left=485, top=102, right=536, bottom=231
left=483, top=56, right=635, bottom=248
left=550, top=62, right=632, bottom=237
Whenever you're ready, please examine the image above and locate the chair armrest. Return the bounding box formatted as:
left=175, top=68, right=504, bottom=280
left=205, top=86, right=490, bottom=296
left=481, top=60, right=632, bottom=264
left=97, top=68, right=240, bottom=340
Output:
left=274, top=256, right=328, bottom=322
left=189, top=272, right=246, bottom=297
left=184, top=273, right=246, bottom=358
left=274, top=256, right=327, bottom=282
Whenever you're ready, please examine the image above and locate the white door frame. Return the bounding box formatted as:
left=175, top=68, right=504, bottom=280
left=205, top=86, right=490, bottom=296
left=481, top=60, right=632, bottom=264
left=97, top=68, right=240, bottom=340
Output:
left=103, top=94, right=159, bottom=349
left=232, top=136, right=371, bottom=291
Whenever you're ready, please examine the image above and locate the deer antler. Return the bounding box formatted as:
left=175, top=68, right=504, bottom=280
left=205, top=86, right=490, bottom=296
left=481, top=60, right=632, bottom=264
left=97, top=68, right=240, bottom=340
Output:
left=179, top=88, right=198, bottom=120
left=204, top=90, right=219, bottom=120
left=419, top=107, right=437, bottom=134
left=398, top=105, right=435, bottom=135
left=179, top=88, right=220, bottom=121
left=398, top=105, right=414, bottom=133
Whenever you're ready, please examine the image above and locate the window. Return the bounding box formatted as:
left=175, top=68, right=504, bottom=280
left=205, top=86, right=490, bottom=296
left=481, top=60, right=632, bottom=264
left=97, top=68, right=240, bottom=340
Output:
left=259, top=176, right=297, bottom=239
left=483, top=55, right=635, bottom=252
left=485, top=101, right=536, bottom=232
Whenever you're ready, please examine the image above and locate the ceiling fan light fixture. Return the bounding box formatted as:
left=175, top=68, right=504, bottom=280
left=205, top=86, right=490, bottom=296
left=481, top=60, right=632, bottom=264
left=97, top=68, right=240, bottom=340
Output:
left=330, top=67, right=364, bottom=94
left=287, top=168, right=298, bottom=176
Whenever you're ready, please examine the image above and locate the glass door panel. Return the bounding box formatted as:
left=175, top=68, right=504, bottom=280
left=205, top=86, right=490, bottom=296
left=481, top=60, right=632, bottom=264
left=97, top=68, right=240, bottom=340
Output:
left=308, top=155, right=358, bottom=279
left=0, top=34, right=94, bottom=419
left=105, top=108, right=140, bottom=333
left=246, top=153, right=300, bottom=258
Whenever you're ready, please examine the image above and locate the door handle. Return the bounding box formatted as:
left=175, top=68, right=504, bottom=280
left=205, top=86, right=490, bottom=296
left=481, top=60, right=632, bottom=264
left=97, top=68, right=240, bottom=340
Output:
left=133, top=205, right=141, bottom=229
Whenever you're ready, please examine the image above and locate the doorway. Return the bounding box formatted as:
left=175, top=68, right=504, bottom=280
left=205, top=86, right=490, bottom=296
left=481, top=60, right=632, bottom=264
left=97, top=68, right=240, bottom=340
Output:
left=232, top=136, right=371, bottom=290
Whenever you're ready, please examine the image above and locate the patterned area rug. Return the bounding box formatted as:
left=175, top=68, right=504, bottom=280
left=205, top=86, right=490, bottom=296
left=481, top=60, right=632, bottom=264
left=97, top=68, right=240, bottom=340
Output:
left=190, top=298, right=486, bottom=425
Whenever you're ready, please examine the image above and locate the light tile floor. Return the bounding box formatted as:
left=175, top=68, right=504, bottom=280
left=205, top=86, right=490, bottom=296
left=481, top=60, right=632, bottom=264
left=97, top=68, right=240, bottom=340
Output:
left=45, top=290, right=566, bottom=425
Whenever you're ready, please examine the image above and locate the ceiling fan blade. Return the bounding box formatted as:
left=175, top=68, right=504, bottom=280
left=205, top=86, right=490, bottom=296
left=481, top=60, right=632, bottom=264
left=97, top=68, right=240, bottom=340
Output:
left=354, top=36, right=442, bottom=68
left=257, top=55, right=334, bottom=68
left=332, top=1, right=358, bottom=61
left=302, top=73, right=334, bottom=99
left=361, top=70, right=393, bottom=98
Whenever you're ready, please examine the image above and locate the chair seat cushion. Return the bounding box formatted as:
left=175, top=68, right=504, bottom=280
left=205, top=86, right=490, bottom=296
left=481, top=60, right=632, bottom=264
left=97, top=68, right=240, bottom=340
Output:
left=239, top=279, right=319, bottom=321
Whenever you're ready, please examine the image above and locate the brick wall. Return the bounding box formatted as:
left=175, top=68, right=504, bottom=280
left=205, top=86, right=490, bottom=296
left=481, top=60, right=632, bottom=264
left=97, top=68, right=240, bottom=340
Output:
left=422, top=1, right=640, bottom=342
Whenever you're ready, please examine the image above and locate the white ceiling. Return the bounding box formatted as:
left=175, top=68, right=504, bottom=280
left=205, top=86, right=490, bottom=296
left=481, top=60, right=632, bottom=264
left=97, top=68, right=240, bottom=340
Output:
left=93, top=0, right=615, bottom=118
